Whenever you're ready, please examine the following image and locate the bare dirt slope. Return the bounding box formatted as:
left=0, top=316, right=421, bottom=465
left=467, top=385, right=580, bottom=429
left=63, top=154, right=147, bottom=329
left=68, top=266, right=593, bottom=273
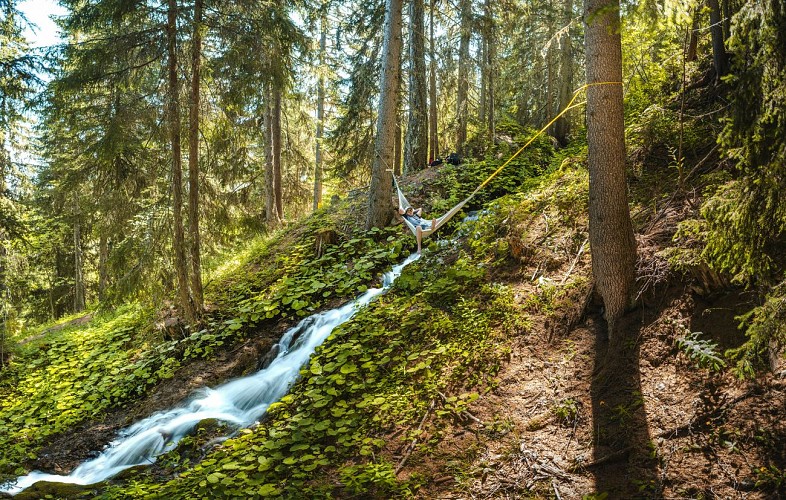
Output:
left=400, top=198, right=786, bottom=499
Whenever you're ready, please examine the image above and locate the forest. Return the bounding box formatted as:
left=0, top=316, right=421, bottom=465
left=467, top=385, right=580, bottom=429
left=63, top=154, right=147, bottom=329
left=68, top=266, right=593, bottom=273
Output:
left=1, top=0, right=785, bottom=497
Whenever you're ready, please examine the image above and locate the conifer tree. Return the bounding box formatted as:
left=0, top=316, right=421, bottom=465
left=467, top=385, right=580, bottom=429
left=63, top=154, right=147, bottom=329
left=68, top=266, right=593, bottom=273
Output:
left=405, top=0, right=428, bottom=172
left=584, top=0, right=636, bottom=338
left=366, top=0, right=402, bottom=230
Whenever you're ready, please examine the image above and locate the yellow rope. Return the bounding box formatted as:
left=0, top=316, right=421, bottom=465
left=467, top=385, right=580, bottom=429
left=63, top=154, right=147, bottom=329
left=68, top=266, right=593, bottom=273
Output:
left=470, top=81, right=623, bottom=197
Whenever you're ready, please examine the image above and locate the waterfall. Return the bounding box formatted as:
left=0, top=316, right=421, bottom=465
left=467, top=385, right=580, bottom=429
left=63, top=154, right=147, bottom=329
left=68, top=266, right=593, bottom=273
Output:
left=1, top=253, right=420, bottom=495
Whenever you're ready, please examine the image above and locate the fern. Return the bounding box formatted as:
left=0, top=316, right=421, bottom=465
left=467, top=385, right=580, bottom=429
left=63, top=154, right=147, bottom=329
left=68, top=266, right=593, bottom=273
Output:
left=677, top=331, right=726, bottom=371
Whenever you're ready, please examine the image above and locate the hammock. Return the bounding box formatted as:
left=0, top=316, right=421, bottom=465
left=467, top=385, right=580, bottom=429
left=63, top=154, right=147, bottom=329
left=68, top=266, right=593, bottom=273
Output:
left=393, top=81, right=622, bottom=252
left=394, top=175, right=473, bottom=251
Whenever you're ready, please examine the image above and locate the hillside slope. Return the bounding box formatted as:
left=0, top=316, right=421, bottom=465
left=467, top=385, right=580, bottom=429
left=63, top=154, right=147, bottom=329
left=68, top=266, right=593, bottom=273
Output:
left=2, top=126, right=785, bottom=499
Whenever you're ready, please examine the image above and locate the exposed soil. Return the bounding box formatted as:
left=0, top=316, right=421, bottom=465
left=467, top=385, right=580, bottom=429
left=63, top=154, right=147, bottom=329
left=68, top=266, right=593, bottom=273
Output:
left=391, top=197, right=786, bottom=499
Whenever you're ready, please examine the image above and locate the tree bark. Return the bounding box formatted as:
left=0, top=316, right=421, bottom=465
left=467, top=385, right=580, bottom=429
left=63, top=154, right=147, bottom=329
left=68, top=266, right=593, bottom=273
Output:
left=480, top=35, right=487, bottom=127
left=366, top=0, right=402, bottom=230
left=554, top=0, right=573, bottom=146
left=546, top=43, right=555, bottom=131
left=73, top=218, right=85, bottom=312
left=687, top=9, right=699, bottom=62
left=485, top=0, right=495, bottom=146
left=263, top=85, right=280, bottom=227
left=395, top=116, right=402, bottom=176
left=584, top=0, right=636, bottom=338
left=272, top=87, right=284, bottom=220
left=405, top=0, right=428, bottom=172
left=314, top=17, right=326, bottom=211
left=98, top=233, right=109, bottom=301
left=428, top=0, right=439, bottom=162
left=456, top=0, right=471, bottom=155
left=707, top=0, right=729, bottom=79
left=188, top=0, right=204, bottom=312
left=166, top=0, right=195, bottom=323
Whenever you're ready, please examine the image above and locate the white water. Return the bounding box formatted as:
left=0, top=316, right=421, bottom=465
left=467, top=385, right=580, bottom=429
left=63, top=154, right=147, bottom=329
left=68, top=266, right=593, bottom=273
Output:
left=1, top=253, right=420, bottom=495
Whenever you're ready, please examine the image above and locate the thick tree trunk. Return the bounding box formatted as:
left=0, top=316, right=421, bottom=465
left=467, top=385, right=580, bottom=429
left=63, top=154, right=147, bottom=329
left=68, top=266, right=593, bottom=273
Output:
left=366, top=0, right=402, bottom=230
left=166, top=0, right=195, bottom=323
left=721, top=0, right=730, bottom=40
left=707, top=0, right=729, bottom=79
left=405, top=0, right=428, bottom=172
left=272, top=87, right=284, bottom=220
left=456, top=0, right=471, bottom=155
left=584, top=0, right=636, bottom=338
left=188, top=0, right=204, bottom=312
left=428, top=0, right=439, bottom=162
left=314, top=19, right=326, bottom=211
left=554, top=0, right=573, bottom=145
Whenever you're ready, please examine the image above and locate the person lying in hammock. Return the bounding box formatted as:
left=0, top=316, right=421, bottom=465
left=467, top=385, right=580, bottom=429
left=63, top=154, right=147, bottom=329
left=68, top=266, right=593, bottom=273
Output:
left=401, top=206, right=433, bottom=231
left=399, top=206, right=436, bottom=253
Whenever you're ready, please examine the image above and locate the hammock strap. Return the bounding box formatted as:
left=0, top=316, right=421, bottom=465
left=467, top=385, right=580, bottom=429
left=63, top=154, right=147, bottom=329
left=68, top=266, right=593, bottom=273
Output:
left=395, top=81, right=622, bottom=242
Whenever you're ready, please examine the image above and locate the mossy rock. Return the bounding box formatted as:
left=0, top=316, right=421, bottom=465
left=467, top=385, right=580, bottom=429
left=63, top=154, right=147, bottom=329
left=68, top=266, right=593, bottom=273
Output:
left=13, top=480, right=99, bottom=499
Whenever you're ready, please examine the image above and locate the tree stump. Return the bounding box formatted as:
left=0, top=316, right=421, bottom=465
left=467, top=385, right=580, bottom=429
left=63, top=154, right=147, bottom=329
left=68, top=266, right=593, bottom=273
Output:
left=315, top=228, right=338, bottom=258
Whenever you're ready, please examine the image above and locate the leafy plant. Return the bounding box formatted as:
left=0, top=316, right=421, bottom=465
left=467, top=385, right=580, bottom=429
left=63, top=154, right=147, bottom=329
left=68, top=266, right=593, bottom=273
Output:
left=677, top=331, right=727, bottom=371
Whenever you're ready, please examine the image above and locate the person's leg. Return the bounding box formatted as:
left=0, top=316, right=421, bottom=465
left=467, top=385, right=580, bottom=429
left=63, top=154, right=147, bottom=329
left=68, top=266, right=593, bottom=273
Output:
left=416, top=227, right=422, bottom=253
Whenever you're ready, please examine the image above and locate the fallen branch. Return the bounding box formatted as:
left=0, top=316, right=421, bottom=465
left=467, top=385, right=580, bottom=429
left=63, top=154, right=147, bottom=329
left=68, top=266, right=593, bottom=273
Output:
left=569, top=446, right=632, bottom=472
left=560, top=239, right=588, bottom=285
left=552, top=481, right=563, bottom=500
left=396, top=400, right=435, bottom=474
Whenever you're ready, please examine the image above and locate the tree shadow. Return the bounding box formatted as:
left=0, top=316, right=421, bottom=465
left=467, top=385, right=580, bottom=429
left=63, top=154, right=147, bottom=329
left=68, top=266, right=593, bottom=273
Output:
left=588, top=311, right=660, bottom=498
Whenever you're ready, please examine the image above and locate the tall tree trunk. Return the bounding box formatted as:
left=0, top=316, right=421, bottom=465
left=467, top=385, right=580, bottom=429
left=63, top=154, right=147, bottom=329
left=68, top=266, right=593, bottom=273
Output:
left=366, top=0, right=402, bottom=230
left=721, top=0, right=730, bottom=40
left=485, top=0, right=495, bottom=146
left=456, top=0, right=471, bottom=155
left=314, top=18, right=326, bottom=211
left=554, top=0, right=573, bottom=145
left=546, top=44, right=555, bottom=131
left=188, top=0, right=204, bottom=312
left=263, top=86, right=281, bottom=227
left=707, top=0, right=729, bottom=79
left=428, top=0, right=439, bottom=162
left=584, top=0, right=636, bottom=339
left=73, top=218, right=85, bottom=312
left=395, top=117, right=403, bottom=176
left=479, top=35, right=487, bottom=127
left=167, top=0, right=195, bottom=323
left=98, top=233, right=109, bottom=301
left=272, top=87, right=284, bottom=220
left=405, top=0, right=428, bottom=172
left=687, top=9, right=699, bottom=62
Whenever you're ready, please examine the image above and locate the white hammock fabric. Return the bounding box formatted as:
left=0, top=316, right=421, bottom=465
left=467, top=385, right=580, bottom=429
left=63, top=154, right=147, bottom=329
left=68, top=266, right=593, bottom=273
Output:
left=393, top=175, right=474, bottom=245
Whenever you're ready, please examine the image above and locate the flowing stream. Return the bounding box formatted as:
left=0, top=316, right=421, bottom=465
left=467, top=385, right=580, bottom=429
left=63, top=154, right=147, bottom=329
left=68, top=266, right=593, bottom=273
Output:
left=1, top=253, right=420, bottom=495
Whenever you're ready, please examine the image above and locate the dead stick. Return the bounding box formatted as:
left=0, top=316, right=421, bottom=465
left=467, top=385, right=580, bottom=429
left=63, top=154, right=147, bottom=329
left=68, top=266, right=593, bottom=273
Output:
left=462, top=410, right=484, bottom=425
left=569, top=446, right=632, bottom=472
left=552, top=481, right=563, bottom=500
left=560, top=239, right=588, bottom=285
left=396, top=400, right=435, bottom=474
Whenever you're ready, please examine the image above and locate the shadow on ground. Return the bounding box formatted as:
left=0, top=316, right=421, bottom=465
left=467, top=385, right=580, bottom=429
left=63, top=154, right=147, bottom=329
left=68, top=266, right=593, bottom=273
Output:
left=589, top=310, right=660, bottom=498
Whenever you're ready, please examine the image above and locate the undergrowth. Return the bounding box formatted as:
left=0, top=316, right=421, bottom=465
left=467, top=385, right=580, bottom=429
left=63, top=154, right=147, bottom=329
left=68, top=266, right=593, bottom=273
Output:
left=0, top=208, right=406, bottom=482
left=101, top=242, right=528, bottom=498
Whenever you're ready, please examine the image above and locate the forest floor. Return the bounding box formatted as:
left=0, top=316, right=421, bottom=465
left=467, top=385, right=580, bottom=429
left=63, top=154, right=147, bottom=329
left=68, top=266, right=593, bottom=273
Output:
left=15, top=147, right=786, bottom=498
left=396, top=195, right=786, bottom=499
